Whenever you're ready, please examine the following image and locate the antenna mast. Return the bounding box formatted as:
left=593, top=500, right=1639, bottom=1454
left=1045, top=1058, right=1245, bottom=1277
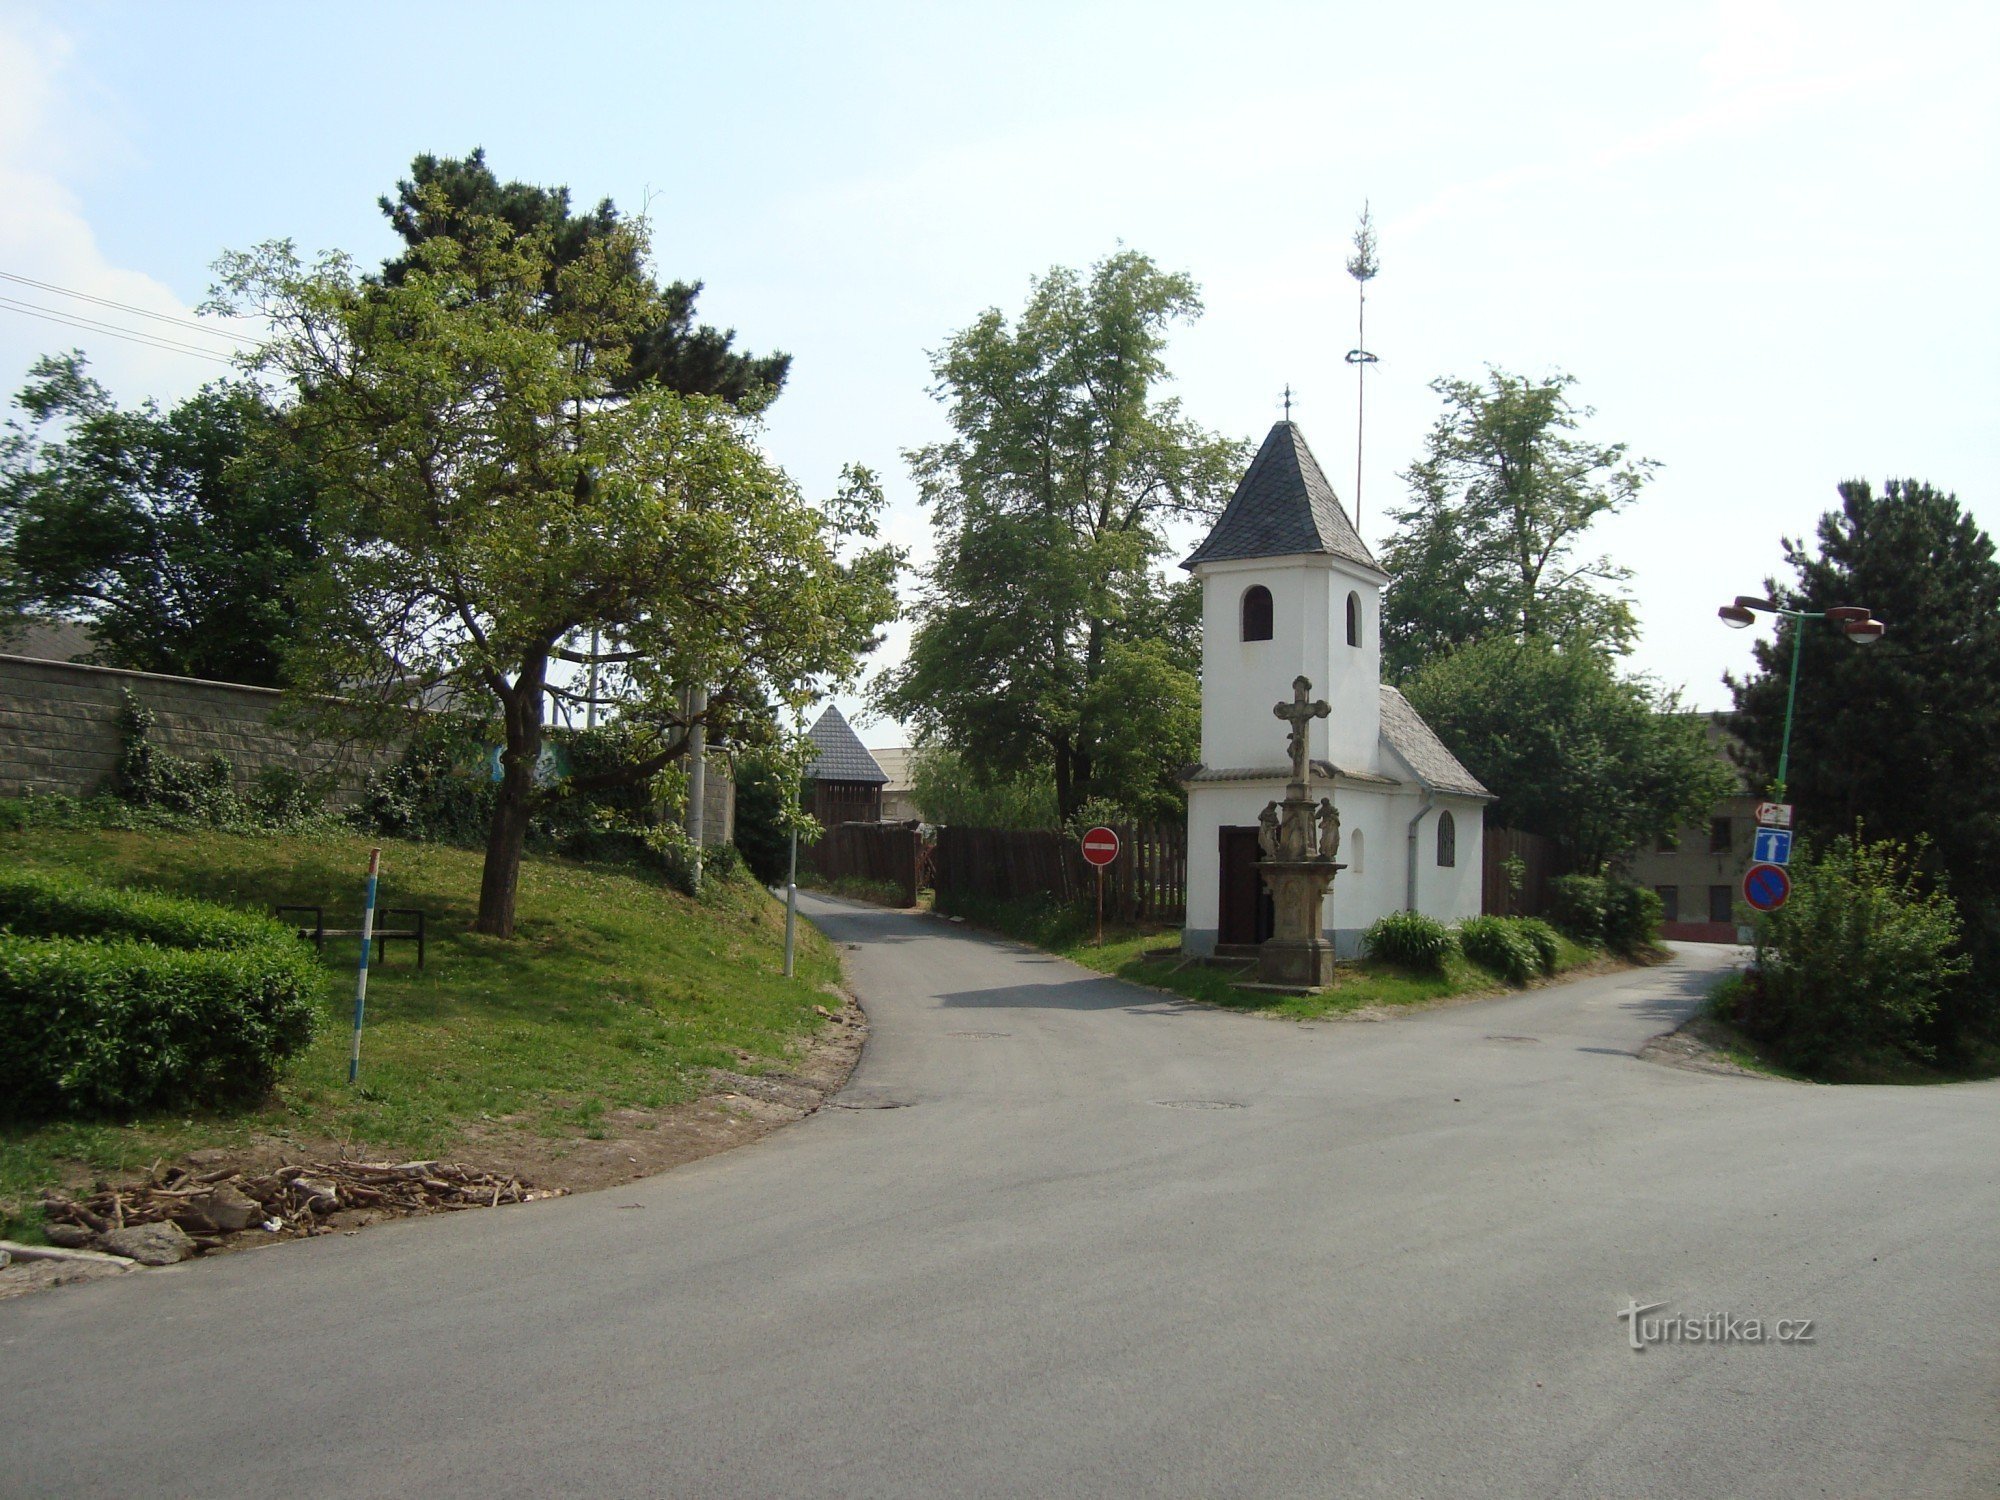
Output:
left=1343, top=202, right=1380, bottom=532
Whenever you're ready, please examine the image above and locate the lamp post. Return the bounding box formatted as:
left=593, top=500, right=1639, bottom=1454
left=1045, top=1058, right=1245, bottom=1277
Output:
left=1718, top=596, right=1886, bottom=800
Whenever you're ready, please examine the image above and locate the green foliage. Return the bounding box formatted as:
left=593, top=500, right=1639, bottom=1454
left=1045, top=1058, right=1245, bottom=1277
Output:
left=1602, top=881, right=1663, bottom=954
left=356, top=716, right=496, bottom=844
left=214, top=167, right=900, bottom=935
left=876, top=250, right=1243, bottom=821
left=1404, top=636, right=1733, bottom=870
left=1727, top=479, right=2000, bottom=1055
left=109, top=691, right=340, bottom=832
left=731, top=748, right=804, bottom=884
left=1550, top=874, right=1610, bottom=944
left=1457, top=915, right=1541, bottom=984
left=1512, top=917, right=1563, bottom=975
left=0, top=354, right=321, bottom=685
left=0, top=866, right=295, bottom=950
left=908, top=745, right=1058, bottom=829
left=1733, top=833, right=1968, bottom=1073
left=1363, top=911, right=1456, bottom=972
left=0, top=871, right=320, bottom=1122
left=1381, top=369, right=1654, bottom=681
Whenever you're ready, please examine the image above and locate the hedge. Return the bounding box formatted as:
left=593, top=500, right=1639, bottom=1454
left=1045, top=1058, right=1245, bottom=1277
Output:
left=1363, top=911, right=1456, bottom=972
left=0, top=871, right=322, bottom=1121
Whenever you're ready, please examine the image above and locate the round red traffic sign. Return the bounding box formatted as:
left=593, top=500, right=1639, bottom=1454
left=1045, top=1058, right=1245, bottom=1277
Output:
left=1742, top=862, right=1790, bottom=913
left=1080, top=826, right=1121, bottom=868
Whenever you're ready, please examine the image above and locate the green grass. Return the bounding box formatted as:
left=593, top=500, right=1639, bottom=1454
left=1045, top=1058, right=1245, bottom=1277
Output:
left=0, top=821, right=843, bottom=1238
left=942, top=895, right=1606, bottom=1020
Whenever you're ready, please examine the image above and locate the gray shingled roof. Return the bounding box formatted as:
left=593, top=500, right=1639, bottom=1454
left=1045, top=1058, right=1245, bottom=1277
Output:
left=1378, top=687, right=1491, bottom=799
left=805, top=704, right=888, bottom=784
left=1182, top=421, right=1381, bottom=573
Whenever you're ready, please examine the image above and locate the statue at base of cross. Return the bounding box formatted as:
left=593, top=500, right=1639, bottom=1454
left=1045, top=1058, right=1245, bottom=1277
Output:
left=1254, top=675, right=1343, bottom=990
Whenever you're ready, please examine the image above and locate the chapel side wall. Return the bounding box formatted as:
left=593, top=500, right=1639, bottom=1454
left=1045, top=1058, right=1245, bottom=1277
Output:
left=0, top=654, right=396, bottom=803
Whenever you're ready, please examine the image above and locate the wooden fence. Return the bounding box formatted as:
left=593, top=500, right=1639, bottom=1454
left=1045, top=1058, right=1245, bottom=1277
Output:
left=806, top=822, right=926, bottom=907
left=1482, top=826, right=1560, bottom=917
left=931, top=822, right=1186, bottom=925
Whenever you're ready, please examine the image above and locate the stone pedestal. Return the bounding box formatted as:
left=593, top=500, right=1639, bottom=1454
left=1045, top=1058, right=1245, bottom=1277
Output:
left=1255, top=856, right=1342, bottom=987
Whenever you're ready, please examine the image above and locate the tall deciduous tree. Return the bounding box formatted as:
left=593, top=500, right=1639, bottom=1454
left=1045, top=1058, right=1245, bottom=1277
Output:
left=1728, top=479, right=2000, bottom=1050
left=876, top=250, right=1244, bottom=821
left=1380, top=369, right=1653, bottom=682
left=215, top=194, right=898, bottom=937
left=1404, top=635, right=1732, bottom=872
left=0, top=354, right=320, bottom=684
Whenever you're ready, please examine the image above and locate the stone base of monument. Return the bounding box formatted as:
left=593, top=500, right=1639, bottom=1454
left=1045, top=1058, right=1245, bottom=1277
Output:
left=1252, top=856, right=1344, bottom=991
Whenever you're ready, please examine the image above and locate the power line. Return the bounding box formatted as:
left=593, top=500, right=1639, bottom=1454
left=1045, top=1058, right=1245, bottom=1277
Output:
left=0, top=269, right=261, bottom=345
left=0, top=297, right=236, bottom=365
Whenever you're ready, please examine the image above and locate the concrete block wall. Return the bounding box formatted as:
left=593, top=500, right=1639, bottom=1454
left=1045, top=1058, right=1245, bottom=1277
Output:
left=0, top=653, right=395, bottom=803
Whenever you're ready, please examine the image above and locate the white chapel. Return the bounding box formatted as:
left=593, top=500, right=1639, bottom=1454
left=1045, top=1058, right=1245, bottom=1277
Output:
left=1181, top=420, right=1490, bottom=958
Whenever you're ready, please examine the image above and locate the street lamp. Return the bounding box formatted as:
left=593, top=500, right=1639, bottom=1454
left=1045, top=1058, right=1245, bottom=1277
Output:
left=1718, top=595, right=1886, bottom=799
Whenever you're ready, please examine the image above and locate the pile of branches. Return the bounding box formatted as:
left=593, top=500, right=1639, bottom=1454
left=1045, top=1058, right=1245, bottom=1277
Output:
left=41, top=1159, right=566, bottom=1255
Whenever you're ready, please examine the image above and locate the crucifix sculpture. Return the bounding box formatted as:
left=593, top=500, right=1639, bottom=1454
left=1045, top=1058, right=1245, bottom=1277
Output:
left=1274, top=675, right=1331, bottom=791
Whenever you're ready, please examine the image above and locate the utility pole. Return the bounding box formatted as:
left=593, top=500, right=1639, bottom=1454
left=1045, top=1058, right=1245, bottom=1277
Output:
left=1344, top=201, right=1380, bottom=533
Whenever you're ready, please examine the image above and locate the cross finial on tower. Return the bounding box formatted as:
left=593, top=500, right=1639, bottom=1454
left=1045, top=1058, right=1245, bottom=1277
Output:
left=1282, top=383, right=1294, bottom=422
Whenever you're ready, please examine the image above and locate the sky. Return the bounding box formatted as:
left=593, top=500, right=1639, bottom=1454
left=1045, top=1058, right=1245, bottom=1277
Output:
left=2, top=1, right=1994, bottom=746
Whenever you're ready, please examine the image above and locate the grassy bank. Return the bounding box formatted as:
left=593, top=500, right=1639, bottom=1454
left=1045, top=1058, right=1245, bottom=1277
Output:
left=942, top=894, right=1604, bottom=1020
left=0, top=822, right=842, bottom=1238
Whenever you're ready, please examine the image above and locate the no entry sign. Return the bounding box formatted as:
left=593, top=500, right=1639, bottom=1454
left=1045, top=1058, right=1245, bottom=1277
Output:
left=1743, top=862, right=1791, bottom=913
left=1080, top=826, right=1121, bottom=868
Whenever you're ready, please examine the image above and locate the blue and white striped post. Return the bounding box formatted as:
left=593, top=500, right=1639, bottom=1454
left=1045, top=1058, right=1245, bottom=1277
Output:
left=348, top=847, right=381, bottom=1084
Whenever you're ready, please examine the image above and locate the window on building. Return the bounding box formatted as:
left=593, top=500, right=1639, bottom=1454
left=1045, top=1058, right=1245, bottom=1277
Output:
left=1349, top=828, right=1363, bottom=875
left=1436, top=810, right=1456, bottom=868
left=1242, top=585, right=1273, bottom=642
left=1346, top=591, right=1362, bottom=647
left=1656, top=886, right=1680, bottom=923
left=1709, top=885, right=1733, bottom=924
left=1709, top=816, right=1733, bottom=853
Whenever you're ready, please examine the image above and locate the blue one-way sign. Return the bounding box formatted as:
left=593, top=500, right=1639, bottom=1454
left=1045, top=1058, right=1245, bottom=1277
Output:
left=1752, top=826, right=1792, bottom=866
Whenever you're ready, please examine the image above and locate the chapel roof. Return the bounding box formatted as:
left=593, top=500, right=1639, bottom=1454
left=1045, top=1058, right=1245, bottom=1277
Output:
left=1378, top=687, right=1491, bottom=799
left=1182, top=421, right=1381, bottom=574
left=805, top=704, right=889, bottom=785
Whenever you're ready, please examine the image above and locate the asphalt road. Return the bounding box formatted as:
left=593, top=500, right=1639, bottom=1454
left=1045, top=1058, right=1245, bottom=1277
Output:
left=5, top=896, right=1998, bottom=1498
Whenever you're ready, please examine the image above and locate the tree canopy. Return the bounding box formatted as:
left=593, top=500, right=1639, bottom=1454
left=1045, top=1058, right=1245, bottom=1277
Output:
left=875, top=249, right=1244, bottom=821
left=1727, top=478, right=2000, bottom=1052
left=377, top=149, right=789, bottom=404
left=1380, top=369, right=1652, bottom=682
left=0, top=354, right=321, bottom=685
left=214, top=184, right=897, bottom=937
left=1403, top=634, right=1732, bottom=872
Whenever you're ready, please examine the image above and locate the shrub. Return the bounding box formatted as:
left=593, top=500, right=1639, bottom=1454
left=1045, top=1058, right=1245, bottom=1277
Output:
left=0, top=867, right=293, bottom=951
left=1364, top=911, right=1455, bottom=972
left=1549, top=874, right=1609, bottom=944
left=1736, top=833, right=1966, bottom=1073
left=1513, top=916, right=1563, bottom=975
left=0, top=935, right=322, bottom=1119
left=1458, top=915, right=1541, bottom=984
left=355, top=716, right=496, bottom=845
left=1602, top=880, right=1664, bottom=953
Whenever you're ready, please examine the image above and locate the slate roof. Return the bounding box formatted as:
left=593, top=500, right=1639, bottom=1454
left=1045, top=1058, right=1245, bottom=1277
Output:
left=1378, top=687, right=1491, bottom=799
left=1182, top=421, right=1381, bottom=573
left=805, top=704, right=888, bottom=785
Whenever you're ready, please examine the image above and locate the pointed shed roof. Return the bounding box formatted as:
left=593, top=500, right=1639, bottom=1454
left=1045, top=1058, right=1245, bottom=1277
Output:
left=1182, top=421, right=1381, bottom=574
left=805, top=704, right=888, bottom=784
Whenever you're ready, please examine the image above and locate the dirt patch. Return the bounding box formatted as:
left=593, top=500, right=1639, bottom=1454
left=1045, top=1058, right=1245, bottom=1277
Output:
left=1, top=992, right=867, bottom=1299
left=1637, top=1012, right=1783, bottom=1079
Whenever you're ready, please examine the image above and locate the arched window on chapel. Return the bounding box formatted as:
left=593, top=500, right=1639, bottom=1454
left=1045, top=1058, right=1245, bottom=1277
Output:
left=1346, top=591, right=1362, bottom=647
left=1242, top=585, right=1273, bottom=642
left=1436, top=810, right=1457, bottom=868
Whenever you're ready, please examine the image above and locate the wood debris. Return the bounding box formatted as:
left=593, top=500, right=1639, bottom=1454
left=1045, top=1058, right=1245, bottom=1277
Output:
left=40, top=1159, right=566, bottom=1256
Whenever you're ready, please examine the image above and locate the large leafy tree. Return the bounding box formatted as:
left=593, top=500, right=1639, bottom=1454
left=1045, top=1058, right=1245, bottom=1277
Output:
left=1727, top=479, right=2000, bottom=1047
left=876, top=250, right=1244, bottom=821
left=1380, top=369, right=1653, bottom=682
left=214, top=192, right=898, bottom=937
left=0, top=354, right=320, bottom=684
left=377, top=149, right=789, bottom=404
left=1404, top=634, right=1732, bottom=871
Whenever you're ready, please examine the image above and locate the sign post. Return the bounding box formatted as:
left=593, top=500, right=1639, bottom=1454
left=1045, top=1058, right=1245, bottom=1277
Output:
left=348, top=847, right=381, bottom=1084
left=1080, top=826, right=1121, bottom=947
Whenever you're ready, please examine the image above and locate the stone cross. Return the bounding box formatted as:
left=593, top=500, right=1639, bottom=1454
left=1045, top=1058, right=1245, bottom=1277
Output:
left=1274, top=675, right=1331, bottom=788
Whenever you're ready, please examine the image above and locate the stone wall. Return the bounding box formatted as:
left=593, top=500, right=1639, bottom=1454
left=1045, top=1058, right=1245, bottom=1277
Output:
left=0, top=652, right=736, bottom=842
left=0, top=653, right=396, bottom=802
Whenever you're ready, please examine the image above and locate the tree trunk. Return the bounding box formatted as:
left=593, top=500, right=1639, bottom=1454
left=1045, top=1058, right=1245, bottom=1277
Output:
left=474, top=656, right=548, bottom=938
